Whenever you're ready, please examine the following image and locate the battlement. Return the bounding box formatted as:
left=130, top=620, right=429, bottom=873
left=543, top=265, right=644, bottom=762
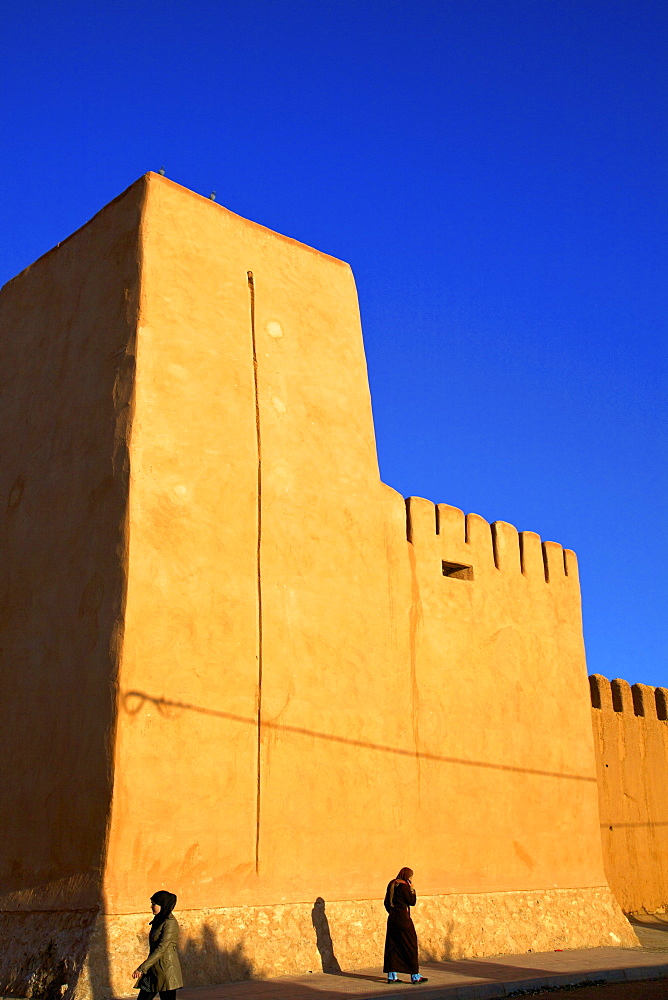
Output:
left=406, top=496, right=578, bottom=584
left=589, top=673, right=668, bottom=721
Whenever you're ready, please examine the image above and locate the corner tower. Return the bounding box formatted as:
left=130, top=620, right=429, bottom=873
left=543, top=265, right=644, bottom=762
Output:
left=0, top=174, right=635, bottom=999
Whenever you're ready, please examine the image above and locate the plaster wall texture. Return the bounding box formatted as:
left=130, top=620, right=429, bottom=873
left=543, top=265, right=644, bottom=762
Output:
left=589, top=674, right=668, bottom=913
left=0, top=174, right=635, bottom=998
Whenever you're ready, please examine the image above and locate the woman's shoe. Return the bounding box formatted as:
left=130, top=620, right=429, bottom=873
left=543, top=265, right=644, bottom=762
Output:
left=411, top=976, right=429, bottom=984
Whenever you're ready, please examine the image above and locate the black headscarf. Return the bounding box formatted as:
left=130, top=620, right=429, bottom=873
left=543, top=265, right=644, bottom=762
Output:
left=150, top=890, right=177, bottom=927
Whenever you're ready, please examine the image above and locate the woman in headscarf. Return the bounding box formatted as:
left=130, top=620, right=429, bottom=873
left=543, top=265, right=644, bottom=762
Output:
left=132, top=890, right=183, bottom=1000
left=383, top=868, right=428, bottom=984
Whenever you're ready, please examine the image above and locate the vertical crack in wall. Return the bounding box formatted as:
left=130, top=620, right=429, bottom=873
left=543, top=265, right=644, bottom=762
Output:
left=248, top=270, right=263, bottom=875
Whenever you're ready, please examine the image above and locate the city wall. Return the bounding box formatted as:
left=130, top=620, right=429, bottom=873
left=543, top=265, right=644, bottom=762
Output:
left=589, top=674, right=668, bottom=914
left=0, top=174, right=636, bottom=1000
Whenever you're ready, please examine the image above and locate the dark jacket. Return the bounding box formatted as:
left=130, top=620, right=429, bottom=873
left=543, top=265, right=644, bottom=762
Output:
left=137, top=914, right=183, bottom=991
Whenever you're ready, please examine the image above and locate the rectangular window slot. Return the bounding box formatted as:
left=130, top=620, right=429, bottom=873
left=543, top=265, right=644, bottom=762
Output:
left=442, top=561, right=474, bottom=581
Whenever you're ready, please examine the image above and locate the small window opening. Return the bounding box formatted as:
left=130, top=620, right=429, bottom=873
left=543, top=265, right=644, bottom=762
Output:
left=442, top=561, right=474, bottom=581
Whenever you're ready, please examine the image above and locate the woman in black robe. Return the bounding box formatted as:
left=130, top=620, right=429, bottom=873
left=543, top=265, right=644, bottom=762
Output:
left=383, top=867, right=428, bottom=984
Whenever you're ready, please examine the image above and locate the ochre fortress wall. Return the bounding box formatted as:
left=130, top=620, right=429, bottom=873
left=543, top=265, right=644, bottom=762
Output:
left=589, top=674, right=668, bottom=914
left=0, top=174, right=636, bottom=999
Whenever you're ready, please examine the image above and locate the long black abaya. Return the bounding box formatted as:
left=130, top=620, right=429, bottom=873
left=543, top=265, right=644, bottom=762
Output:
left=383, top=880, right=419, bottom=975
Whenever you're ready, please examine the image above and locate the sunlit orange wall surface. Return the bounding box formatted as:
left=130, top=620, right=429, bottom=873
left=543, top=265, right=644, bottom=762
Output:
left=0, top=174, right=608, bottom=921
left=103, top=174, right=606, bottom=914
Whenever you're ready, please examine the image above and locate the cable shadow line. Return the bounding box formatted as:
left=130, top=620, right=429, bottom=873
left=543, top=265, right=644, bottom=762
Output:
left=600, top=821, right=668, bottom=827
left=122, top=690, right=596, bottom=783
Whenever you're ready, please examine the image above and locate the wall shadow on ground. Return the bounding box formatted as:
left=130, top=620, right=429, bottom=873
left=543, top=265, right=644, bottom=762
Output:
left=418, top=957, right=566, bottom=978
left=176, top=950, right=641, bottom=1000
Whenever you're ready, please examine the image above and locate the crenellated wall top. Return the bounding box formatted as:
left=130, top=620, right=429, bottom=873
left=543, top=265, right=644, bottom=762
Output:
left=406, top=496, right=578, bottom=585
left=589, top=673, right=668, bottom=721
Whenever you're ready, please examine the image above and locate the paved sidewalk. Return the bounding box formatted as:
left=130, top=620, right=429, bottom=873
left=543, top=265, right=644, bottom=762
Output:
left=628, top=913, right=668, bottom=952
left=178, top=947, right=668, bottom=1000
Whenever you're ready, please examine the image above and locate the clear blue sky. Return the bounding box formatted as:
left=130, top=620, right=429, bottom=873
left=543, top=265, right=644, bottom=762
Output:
left=1, top=1, right=666, bottom=688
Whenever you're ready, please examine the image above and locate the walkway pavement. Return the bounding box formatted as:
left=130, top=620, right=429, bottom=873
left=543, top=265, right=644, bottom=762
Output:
left=179, top=940, right=668, bottom=1000
left=628, top=912, right=668, bottom=952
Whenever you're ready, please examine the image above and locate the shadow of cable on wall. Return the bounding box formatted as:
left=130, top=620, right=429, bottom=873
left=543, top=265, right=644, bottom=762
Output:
left=122, top=690, right=598, bottom=784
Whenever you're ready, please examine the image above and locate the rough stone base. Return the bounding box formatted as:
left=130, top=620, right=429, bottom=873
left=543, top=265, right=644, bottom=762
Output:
left=0, top=909, right=98, bottom=1000
left=1, top=887, right=638, bottom=1000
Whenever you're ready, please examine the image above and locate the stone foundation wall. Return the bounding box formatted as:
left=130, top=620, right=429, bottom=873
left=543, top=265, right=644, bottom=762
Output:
left=1, top=887, right=634, bottom=1000
left=0, top=909, right=98, bottom=1000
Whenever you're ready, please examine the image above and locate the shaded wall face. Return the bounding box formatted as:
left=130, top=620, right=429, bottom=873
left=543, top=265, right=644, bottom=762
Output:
left=0, top=183, right=143, bottom=910
left=590, top=674, right=668, bottom=913
left=104, top=175, right=608, bottom=914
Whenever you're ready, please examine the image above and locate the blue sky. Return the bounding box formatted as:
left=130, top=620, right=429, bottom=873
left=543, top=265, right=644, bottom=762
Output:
left=1, top=0, right=666, bottom=687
